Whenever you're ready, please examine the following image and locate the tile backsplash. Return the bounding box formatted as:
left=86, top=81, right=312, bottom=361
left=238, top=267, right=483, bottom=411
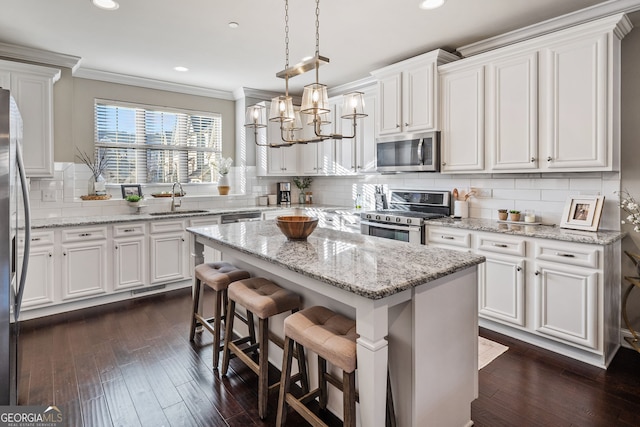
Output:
left=28, top=163, right=621, bottom=231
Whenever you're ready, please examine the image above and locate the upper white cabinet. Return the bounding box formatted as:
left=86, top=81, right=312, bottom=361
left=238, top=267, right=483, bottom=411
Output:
left=0, top=59, right=61, bottom=177
left=372, top=49, right=458, bottom=137
left=439, top=65, right=485, bottom=172
left=438, top=13, right=631, bottom=174
left=256, top=101, right=300, bottom=176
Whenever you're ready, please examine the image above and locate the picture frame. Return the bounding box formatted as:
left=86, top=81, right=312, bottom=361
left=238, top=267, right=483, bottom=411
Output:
left=121, top=184, right=142, bottom=199
left=560, top=195, right=605, bottom=231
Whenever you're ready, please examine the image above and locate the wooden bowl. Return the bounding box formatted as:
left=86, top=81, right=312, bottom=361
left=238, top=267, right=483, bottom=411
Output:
left=276, top=216, right=319, bottom=240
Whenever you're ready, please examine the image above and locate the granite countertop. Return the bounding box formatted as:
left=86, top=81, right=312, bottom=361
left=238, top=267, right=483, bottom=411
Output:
left=188, top=221, right=485, bottom=300
left=426, top=217, right=625, bottom=246
left=30, top=204, right=351, bottom=229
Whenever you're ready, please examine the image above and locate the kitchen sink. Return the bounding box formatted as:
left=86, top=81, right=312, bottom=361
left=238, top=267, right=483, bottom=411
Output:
left=149, top=210, right=209, bottom=216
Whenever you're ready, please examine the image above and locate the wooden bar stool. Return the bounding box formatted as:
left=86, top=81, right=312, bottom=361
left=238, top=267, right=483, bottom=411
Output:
left=189, top=261, right=251, bottom=369
left=276, top=306, right=396, bottom=427
left=221, top=277, right=308, bottom=419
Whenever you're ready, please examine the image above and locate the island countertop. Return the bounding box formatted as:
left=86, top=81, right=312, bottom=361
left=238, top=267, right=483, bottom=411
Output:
left=188, top=220, right=485, bottom=300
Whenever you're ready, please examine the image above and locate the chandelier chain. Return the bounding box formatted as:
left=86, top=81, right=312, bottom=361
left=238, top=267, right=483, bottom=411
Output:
left=285, top=0, right=290, bottom=69
left=315, top=0, right=320, bottom=57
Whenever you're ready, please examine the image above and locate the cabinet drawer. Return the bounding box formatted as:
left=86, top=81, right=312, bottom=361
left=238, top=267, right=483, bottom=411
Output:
left=113, top=223, right=146, bottom=237
left=476, top=234, right=526, bottom=257
left=19, top=230, right=55, bottom=247
left=150, top=220, right=185, bottom=234
left=189, top=216, right=221, bottom=227
left=62, top=226, right=108, bottom=243
left=535, top=242, right=599, bottom=269
left=426, top=227, right=471, bottom=249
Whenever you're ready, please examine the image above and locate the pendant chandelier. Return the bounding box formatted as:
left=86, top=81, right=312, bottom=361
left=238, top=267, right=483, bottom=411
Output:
left=245, top=0, right=367, bottom=147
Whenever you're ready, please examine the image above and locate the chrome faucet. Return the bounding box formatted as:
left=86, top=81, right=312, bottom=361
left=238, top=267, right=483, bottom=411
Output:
left=171, top=182, right=184, bottom=211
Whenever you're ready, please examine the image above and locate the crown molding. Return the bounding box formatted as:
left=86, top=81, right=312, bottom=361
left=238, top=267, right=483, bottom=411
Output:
left=0, top=42, right=81, bottom=71
left=73, top=68, right=235, bottom=100
left=327, top=76, right=377, bottom=97
left=234, top=87, right=283, bottom=101
left=457, top=0, right=640, bottom=57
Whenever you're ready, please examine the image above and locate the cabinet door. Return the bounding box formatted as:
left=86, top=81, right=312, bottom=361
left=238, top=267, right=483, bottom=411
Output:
left=10, top=72, right=55, bottom=177
left=440, top=66, right=485, bottom=172
left=377, top=73, right=402, bottom=136
left=356, top=91, right=377, bottom=173
left=149, top=231, right=187, bottom=284
left=20, top=244, right=55, bottom=308
left=478, top=257, right=525, bottom=326
left=61, top=241, right=108, bottom=300
left=403, top=63, right=435, bottom=133
left=534, top=261, right=598, bottom=349
left=540, top=33, right=608, bottom=170
left=487, top=52, right=538, bottom=171
left=114, top=236, right=147, bottom=290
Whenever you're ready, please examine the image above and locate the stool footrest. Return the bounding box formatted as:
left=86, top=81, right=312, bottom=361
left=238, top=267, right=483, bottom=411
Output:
left=285, top=393, right=326, bottom=427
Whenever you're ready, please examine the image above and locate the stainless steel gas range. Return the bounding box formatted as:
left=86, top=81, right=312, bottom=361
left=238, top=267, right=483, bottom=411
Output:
left=360, top=190, right=451, bottom=244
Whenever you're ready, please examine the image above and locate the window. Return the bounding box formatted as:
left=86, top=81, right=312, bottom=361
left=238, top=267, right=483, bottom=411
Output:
left=94, top=100, right=222, bottom=184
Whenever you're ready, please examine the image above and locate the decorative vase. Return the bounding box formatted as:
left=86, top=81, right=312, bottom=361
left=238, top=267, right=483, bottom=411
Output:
left=88, top=174, right=106, bottom=196
left=218, top=174, right=230, bottom=195
left=299, top=192, right=306, bottom=204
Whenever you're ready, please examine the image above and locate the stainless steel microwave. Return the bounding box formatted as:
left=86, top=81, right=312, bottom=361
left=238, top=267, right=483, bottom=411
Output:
left=376, top=131, right=440, bottom=172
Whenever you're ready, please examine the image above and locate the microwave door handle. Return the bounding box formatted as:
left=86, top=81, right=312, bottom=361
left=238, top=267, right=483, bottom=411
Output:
left=417, top=138, right=424, bottom=165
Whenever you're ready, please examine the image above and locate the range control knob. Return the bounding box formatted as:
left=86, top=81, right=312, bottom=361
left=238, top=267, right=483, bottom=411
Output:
left=366, top=214, right=372, bottom=219
left=375, top=215, right=381, bottom=220
left=407, top=219, right=412, bottom=224
left=385, top=216, right=391, bottom=221
left=396, top=218, right=401, bottom=222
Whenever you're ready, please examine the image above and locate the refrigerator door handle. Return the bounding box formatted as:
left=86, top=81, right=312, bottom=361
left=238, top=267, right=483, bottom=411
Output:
left=14, top=147, right=30, bottom=320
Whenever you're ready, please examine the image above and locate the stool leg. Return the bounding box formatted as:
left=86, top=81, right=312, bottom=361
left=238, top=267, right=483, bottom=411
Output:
left=258, top=317, right=269, bottom=419
left=247, top=309, right=257, bottom=346
left=189, top=278, right=202, bottom=341
left=221, top=299, right=236, bottom=376
left=212, top=289, right=223, bottom=369
left=318, top=356, right=327, bottom=410
left=276, top=336, right=294, bottom=427
left=343, top=370, right=356, bottom=427
left=295, top=341, right=309, bottom=394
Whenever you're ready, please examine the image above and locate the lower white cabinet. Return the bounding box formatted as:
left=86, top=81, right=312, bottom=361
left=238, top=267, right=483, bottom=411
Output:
left=425, top=224, right=619, bottom=367
left=113, top=223, right=147, bottom=291
left=149, top=220, right=189, bottom=284
left=19, top=231, right=55, bottom=308
left=60, top=226, right=108, bottom=300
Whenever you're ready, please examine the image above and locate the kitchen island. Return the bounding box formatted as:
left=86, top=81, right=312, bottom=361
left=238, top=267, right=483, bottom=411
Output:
left=188, top=221, right=485, bottom=427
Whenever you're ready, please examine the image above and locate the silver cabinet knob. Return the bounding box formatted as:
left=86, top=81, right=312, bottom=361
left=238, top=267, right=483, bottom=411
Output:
left=531, top=157, right=536, bottom=162
left=547, top=157, right=552, bottom=162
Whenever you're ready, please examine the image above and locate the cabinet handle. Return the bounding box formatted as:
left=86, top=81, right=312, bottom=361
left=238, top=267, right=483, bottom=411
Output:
left=48, top=253, right=52, bottom=257
left=535, top=270, right=540, bottom=275
left=63, top=252, right=67, bottom=256
left=555, top=252, right=575, bottom=258
left=442, top=162, right=447, bottom=166
left=404, top=123, right=409, bottom=127
left=123, top=228, right=135, bottom=233
left=396, top=124, right=400, bottom=128
left=516, top=266, right=522, bottom=272
left=79, top=233, right=92, bottom=237
left=115, top=245, right=119, bottom=250
left=492, top=243, right=508, bottom=248
left=441, top=235, right=455, bottom=240
left=547, top=156, right=552, bottom=162
left=181, top=238, right=185, bottom=242
left=32, top=237, right=41, bottom=241
left=530, top=157, right=536, bottom=163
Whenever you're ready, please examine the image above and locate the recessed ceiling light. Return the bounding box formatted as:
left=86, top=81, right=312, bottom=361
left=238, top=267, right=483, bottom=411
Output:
left=419, top=0, right=445, bottom=10
left=174, top=66, right=189, bottom=72
left=92, top=0, right=119, bottom=11
left=228, top=22, right=239, bottom=29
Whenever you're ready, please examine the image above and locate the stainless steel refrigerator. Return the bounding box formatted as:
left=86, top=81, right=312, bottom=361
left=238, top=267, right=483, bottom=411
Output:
left=0, top=87, right=31, bottom=405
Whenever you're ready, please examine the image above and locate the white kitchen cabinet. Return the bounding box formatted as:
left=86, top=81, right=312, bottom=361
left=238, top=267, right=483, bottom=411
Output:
left=486, top=52, right=539, bottom=171
left=372, top=50, right=458, bottom=136
left=425, top=226, right=472, bottom=251
left=475, top=233, right=526, bottom=327
left=113, top=223, right=147, bottom=291
left=19, top=231, right=55, bottom=308
left=60, top=226, right=108, bottom=300
left=149, top=220, right=189, bottom=284
left=256, top=101, right=300, bottom=176
left=439, top=65, right=485, bottom=172
left=0, top=59, right=61, bottom=177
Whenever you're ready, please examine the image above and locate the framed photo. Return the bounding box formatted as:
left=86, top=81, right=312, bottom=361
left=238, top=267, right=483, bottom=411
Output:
left=121, top=184, right=142, bottom=198
left=560, top=195, right=605, bottom=231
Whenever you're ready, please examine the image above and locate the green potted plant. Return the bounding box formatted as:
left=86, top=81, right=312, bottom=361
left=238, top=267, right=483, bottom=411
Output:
left=125, top=194, right=143, bottom=207
left=293, top=176, right=313, bottom=204
left=509, top=209, right=521, bottom=222
left=498, top=209, right=508, bottom=221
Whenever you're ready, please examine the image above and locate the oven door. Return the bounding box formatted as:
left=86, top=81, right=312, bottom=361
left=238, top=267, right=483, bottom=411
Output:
left=376, top=131, right=439, bottom=173
left=361, top=220, right=423, bottom=245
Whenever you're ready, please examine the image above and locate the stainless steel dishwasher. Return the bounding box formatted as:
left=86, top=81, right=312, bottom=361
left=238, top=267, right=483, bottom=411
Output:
left=220, top=211, right=262, bottom=224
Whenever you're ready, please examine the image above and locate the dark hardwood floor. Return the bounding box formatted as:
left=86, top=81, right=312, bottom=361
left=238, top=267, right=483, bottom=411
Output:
left=18, top=288, right=640, bottom=427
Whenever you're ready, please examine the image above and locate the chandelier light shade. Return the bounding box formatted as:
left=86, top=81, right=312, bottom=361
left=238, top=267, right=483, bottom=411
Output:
left=341, top=92, right=367, bottom=119
left=300, top=82, right=330, bottom=116
left=244, top=0, right=367, bottom=147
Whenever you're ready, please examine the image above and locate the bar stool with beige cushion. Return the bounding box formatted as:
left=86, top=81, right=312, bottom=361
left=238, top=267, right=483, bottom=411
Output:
left=221, top=277, right=309, bottom=419
left=276, top=306, right=396, bottom=427
left=189, top=261, right=251, bottom=368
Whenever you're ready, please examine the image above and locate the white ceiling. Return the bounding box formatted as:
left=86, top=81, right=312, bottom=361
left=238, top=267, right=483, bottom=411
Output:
left=0, top=0, right=631, bottom=96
